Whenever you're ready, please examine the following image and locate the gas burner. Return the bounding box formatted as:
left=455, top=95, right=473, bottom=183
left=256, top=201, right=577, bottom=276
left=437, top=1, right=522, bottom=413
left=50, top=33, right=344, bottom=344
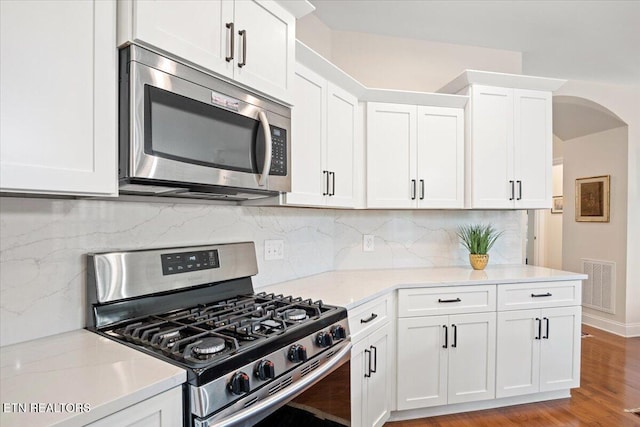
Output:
left=283, top=308, right=308, bottom=321
left=193, top=337, right=227, bottom=356
left=154, top=329, right=183, bottom=347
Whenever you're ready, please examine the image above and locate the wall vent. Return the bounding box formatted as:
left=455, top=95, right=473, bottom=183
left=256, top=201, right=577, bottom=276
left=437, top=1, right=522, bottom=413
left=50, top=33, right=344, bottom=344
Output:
left=581, top=259, right=616, bottom=314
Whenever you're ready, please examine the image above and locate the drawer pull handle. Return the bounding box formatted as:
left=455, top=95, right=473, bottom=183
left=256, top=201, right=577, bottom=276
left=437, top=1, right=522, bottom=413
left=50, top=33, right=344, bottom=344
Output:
left=438, top=298, right=461, bottom=303
left=360, top=313, right=378, bottom=324
left=531, top=292, right=552, bottom=298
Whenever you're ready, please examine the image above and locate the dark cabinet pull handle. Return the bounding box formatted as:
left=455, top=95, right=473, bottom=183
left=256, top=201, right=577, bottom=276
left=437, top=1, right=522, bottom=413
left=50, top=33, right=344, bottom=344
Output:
left=531, top=292, right=552, bottom=298
left=370, top=345, right=377, bottom=373
left=438, top=298, right=461, bottom=303
left=509, top=180, right=515, bottom=200
left=360, top=313, right=378, bottom=324
left=225, top=23, right=234, bottom=62
left=535, top=317, right=541, bottom=340
left=452, top=324, right=457, bottom=348
left=543, top=317, right=549, bottom=339
left=330, top=171, right=335, bottom=196
left=322, top=171, right=328, bottom=195
left=517, top=180, right=522, bottom=200
left=238, top=29, right=247, bottom=67
left=442, top=325, right=448, bottom=349
left=420, top=179, right=425, bottom=200
left=411, top=179, right=416, bottom=200
left=364, top=349, right=371, bottom=378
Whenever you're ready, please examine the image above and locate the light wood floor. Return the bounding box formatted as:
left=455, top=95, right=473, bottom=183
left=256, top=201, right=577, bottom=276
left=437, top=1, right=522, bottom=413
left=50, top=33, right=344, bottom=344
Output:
left=386, top=325, right=640, bottom=426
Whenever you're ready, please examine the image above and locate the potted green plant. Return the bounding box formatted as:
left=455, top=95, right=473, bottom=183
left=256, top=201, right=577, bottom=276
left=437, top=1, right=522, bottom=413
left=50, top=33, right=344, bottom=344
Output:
left=457, top=224, right=503, bottom=270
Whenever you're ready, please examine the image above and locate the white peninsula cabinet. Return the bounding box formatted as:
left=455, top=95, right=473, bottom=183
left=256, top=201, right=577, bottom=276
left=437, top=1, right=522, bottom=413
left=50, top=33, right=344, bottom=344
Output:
left=284, top=64, right=358, bottom=208
left=350, top=294, right=394, bottom=427
left=366, top=102, right=464, bottom=209
left=396, top=286, right=496, bottom=410
left=118, top=0, right=295, bottom=104
left=438, top=70, right=566, bottom=209
left=0, top=0, right=117, bottom=196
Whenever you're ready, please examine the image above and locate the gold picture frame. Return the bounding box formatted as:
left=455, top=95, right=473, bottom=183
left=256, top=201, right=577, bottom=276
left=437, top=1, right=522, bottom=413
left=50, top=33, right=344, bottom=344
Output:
left=551, top=196, right=563, bottom=214
left=575, top=175, right=610, bottom=222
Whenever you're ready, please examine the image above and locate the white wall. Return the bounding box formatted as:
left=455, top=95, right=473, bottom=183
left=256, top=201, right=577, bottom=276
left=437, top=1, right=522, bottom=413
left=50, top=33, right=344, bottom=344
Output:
left=541, top=163, right=563, bottom=270
left=562, top=126, right=628, bottom=328
left=555, top=80, right=639, bottom=337
left=0, top=197, right=524, bottom=347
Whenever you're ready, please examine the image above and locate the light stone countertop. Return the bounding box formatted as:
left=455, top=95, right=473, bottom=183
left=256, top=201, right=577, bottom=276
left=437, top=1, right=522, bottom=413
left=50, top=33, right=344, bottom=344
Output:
left=260, top=264, right=587, bottom=309
left=0, top=329, right=185, bottom=427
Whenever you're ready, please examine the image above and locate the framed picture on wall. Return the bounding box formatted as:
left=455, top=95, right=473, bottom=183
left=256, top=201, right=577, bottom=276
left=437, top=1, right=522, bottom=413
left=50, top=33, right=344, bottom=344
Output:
left=575, top=175, right=610, bottom=222
left=551, top=196, right=563, bottom=214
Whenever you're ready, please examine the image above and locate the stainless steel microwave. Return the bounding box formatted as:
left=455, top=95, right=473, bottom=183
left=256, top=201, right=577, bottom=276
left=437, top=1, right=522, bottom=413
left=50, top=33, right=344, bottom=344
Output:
left=118, top=46, right=291, bottom=201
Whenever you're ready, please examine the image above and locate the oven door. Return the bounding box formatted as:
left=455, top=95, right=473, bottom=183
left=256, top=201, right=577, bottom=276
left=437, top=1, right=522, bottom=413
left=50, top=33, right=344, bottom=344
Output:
left=125, top=57, right=291, bottom=193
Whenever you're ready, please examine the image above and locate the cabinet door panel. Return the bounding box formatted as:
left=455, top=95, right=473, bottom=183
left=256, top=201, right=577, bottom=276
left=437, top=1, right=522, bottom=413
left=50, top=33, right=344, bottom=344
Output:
left=397, top=316, right=448, bottom=409
left=416, top=106, right=464, bottom=208
left=233, top=0, right=294, bottom=104
left=540, top=306, right=581, bottom=391
left=134, top=0, right=233, bottom=77
left=496, top=309, right=540, bottom=398
left=514, top=89, right=552, bottom=208
left=350, top=338, right=368, bottom=427
left=88, top=386, right=182, bottom=426
left=0, top=0, right=116, bottom=195
left=367, top=323, right=392, bottom=427
left=366, top=103, right=416, bottom=208
left=286, top=65, right=327, bottom=206
left=470, top=85, right=513, bottom=208
left=326, top=83, right=357, bottom=208
left=447, top=312, right=496, bottom=404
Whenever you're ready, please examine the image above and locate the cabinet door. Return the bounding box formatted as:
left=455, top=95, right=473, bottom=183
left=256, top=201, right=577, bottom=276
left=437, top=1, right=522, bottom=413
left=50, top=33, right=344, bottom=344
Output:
left=514, top=89, right=552, bottom=209
left=447, top=312, right=496, bottom=404
left=470, top=85, right=514, bottom=208
left=416, top=106, right=464, bottom=208
left=350, top=338, right=368, bottom=427
left=539, top=306, right=581, bottom=391
left=133, top=0, right=233, bottom=78
left=233, top=0, right=294, bottom=104
left=285, top=64, right=327, bottom=206
left=496, top=309, right=541, bottom=398
left=366, top=323, right=392, bottom=427
left=397, top=316, right=448, bottom=410
left=326, top=83, right=357, bottom=208
left=0, top=0, right=117, bottom=196
left=366, top=103, right=417, bottom=209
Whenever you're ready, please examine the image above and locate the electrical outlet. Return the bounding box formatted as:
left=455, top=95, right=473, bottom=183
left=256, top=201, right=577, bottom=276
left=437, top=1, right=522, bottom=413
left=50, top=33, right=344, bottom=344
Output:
left=264, top=240, right=284, bottom=261
left=363, top=235, right=375, bottom=252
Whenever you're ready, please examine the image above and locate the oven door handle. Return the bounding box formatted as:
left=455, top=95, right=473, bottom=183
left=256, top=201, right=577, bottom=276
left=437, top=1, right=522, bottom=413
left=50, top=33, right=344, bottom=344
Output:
left=258, top=111, right=272, bottom=187
left=196, top=342, right=352, bottom=427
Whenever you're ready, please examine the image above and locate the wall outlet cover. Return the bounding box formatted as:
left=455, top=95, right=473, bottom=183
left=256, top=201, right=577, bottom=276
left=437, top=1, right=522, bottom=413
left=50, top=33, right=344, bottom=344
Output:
left=363, top=235, right=375, bottom=252
left=264, top=239, right=284, bottom=261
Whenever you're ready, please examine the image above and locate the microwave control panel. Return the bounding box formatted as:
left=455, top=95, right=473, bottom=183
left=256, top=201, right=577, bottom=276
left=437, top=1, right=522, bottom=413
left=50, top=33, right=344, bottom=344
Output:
left=270, top=127, right=287, bottom=176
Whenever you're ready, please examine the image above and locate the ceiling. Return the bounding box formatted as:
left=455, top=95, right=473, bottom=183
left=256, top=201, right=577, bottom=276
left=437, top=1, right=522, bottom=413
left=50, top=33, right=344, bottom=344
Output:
left=553, top=96, right=627, bottom=141
left=309, top=0, right=640, bottom=86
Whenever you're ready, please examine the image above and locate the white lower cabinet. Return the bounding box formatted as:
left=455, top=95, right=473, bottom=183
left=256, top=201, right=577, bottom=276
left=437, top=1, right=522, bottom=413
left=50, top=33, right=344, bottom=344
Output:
left=396, top=312, right=496, bottom=410
left=496, top=305, right=581, bottom=398
left=351, top=321, right=392, bottom=427
left=87, top=386, right=183, bottom=427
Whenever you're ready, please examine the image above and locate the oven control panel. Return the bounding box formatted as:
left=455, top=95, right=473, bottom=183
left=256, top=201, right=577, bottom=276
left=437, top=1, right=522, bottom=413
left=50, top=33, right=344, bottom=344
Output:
left=161, top=249, right=220, bottom=275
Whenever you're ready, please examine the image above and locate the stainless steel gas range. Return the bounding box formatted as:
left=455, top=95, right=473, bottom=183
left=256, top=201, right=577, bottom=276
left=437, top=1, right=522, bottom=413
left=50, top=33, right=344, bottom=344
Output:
left=86, top=242, right=351, bottom=427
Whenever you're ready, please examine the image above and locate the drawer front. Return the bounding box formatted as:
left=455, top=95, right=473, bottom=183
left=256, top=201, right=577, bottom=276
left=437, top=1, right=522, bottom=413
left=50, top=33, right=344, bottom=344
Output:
left=348, top=294, right=391, bottom=342
left=497, top=281, right=581, bottom=311
left=398, top=285, right=496, bottom=317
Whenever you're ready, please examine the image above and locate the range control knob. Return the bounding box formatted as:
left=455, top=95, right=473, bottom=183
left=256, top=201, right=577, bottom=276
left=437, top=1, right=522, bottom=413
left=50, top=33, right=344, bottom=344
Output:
left=228, top=372, right=250, bottom=395
left=331, top=324, right=347, bottom=340
left=288, top=344, right=308, bottom=363
left=255, top=360, right=276, bottom=380
left=316, top=331, right=333, bottom=347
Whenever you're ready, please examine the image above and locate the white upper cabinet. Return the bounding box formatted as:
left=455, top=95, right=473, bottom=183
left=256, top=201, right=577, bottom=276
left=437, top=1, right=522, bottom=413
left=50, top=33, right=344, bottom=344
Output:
left=366, top=103, right=464, bottom=209
left=119, top=0, right=295, bottom=104
left=0, top=0, right=117, bottom=196
left=285, top=64, right=357, bottom=208
left=439, top=70, right=564, bottom=209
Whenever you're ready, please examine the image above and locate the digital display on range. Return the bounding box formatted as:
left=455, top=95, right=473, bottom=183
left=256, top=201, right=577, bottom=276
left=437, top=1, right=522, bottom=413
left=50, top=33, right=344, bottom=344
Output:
left=161, top=249, right=220, bottom=275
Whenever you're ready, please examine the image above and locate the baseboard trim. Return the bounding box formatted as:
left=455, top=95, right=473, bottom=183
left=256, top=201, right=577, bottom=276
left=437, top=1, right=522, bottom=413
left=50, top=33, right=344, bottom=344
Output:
left=388, top=390, right=571, bottom=421
left=582, top=312, right=640, bottom=337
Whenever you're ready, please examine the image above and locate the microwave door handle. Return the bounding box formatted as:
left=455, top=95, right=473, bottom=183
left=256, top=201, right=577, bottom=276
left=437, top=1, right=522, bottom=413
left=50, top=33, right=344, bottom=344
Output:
left=257, top=111, right=272, bottom=187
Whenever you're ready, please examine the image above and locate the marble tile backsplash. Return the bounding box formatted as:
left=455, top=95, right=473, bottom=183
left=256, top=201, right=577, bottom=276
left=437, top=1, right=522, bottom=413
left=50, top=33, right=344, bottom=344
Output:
left=0, top=197, right=524, bottom=346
